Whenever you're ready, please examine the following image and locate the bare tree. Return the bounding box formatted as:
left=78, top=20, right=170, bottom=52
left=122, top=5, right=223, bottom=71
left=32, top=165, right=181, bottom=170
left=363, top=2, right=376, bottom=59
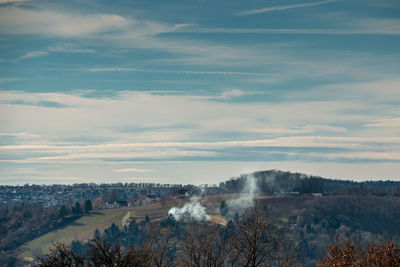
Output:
left=228, top=208, right=279, bottom=267
left=120, top=245, right=152, bottom=267
left=88, top=235, right=152, bottom=267
left=37, top=243, right=84, bottom=267
left=181, top=222, right=227, bottom=267
left=181, top=223, right=208, bottom=267
left=160, top=197, right=167, bottom=209
left=202, top=224, right=227, bottom=267
left=146, top=224, right=175, bottom=267
left=88, top=236, right=123, bottom=267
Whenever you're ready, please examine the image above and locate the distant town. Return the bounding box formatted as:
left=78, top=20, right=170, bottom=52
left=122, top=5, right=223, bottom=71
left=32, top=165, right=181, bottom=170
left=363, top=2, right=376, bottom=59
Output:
left=0, top=182, right=223, bottom=210
left=2, top=170, right=400, bottom=213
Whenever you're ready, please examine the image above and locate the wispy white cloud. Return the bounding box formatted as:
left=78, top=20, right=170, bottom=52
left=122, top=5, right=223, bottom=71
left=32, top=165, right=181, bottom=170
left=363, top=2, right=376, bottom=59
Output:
left=219, top=89, right=245, bottom=99
left=237, top=0, right=340, bottom=16
left=12, top=168, right=37, bottom=174
left=0, top=89, right=394, bottom=141
left=18, top=150, right=216, bottom=162
left=0, top=77, right=24, bottom=83
left=48, top=44, right=96, bottom=53
left=11, top=44, right=96, bottom=63
left=190, top=89, right=264, bottom=101
left=113, top=168, right=152, bottom=173
left=251, top=124, right=347, bottom=134
left=174, top=27, right=400, bottom=36
left=13, top=44, right=97, bottom=62
left=2, top=136, right=400, bottom=152
left=0, top=7, right=274, bottom=69
left=0, top=0, right=28, bottom=4
left=365, top=118, right=400, bottom=127
left=0, top=5, right=185, bottom=42
left=1, top=85, right=399, bottom=173
left=2, top=135, right=400, bottom=164
left=0, top=132, right=39, bottom=138
left=313, top=151, right=400, bottom=161
left=0, top=7, right=132, bottom=37
left=34, top=176, right=86, bottom=182
left=87, top=67, right=265, bottom=76
left=16, top=51, right=48, bottom=61
left=297, top=79, right=400, bottom=102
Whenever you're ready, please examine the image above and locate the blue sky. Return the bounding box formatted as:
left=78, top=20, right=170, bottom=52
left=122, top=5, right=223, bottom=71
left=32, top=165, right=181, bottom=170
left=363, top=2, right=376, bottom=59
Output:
left=0, top=0, right=399, bottom=185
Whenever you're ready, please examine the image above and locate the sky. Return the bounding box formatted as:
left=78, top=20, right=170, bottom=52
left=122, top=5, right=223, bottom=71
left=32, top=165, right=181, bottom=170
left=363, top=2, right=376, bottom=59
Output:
left=0, top=0, right=399, bottom=185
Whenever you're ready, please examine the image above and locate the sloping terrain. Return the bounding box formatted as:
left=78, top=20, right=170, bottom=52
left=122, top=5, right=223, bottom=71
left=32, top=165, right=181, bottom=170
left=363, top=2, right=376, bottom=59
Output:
left=20, top=208, right=130, bottom=260
left=18, top=194, right=259, bottom=260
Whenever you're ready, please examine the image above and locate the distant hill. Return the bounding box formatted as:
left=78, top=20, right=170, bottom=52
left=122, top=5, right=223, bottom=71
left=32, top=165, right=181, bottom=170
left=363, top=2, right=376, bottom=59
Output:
left=219, top=169, right=400, bottom=196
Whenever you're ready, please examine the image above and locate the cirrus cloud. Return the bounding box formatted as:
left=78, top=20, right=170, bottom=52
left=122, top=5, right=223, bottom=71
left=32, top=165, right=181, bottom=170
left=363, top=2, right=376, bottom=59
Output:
left=16, top=51, right=48, bottom=61
left=113, top=168, right=153, bottom=173
left=0, top=6, right=133, bottom=37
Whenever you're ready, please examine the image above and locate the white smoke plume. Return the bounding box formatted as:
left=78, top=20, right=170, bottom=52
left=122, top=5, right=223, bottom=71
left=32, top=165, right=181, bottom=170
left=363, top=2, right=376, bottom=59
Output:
left=227, top=174, right=258, bottom=210
left=168, top=196, right=209, bottom=221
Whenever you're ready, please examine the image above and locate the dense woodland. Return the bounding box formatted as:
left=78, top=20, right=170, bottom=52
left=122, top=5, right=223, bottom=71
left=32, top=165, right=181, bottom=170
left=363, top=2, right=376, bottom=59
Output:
left=0, top=200, right=91, bottom=265
left=220, top=170, right=400, bottom=196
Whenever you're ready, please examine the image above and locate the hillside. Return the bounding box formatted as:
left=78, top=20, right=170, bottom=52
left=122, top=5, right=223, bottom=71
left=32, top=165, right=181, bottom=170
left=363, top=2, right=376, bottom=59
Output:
left=25, top=192, right=400, bottom=265
left=20, top=208, right=129, bottom=261
left=19, top=194, right=273, bottom=260
left=6, top=169, right=400, bottom=265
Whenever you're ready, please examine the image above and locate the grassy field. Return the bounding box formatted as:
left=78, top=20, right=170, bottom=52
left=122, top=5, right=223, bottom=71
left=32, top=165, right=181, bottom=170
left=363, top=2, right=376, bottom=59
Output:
left=20, top=208, right=131, bottom=260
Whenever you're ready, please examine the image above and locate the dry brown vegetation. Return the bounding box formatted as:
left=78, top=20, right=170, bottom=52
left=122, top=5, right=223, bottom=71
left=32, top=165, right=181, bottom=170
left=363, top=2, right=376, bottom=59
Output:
left=319, top=239, right=400, bottom=267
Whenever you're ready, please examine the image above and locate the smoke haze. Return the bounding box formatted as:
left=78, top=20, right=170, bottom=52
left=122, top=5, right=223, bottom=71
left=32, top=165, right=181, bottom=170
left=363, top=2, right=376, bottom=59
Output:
left=168, top=196, right=209, bottom=221
left=227, top=174, right=258, bottom=211
left=168, top=174, right=261, bottom=221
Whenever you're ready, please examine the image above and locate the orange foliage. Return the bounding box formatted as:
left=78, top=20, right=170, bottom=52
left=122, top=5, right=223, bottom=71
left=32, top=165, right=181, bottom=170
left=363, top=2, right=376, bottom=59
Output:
left=319, top=240, right=400, bottom=267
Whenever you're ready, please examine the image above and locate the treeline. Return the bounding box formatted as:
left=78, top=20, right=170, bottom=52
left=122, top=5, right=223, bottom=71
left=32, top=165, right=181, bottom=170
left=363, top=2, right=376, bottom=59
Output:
left=59, top=200, right=92, bottom=218
left=220, top=170, right=400, bottom=195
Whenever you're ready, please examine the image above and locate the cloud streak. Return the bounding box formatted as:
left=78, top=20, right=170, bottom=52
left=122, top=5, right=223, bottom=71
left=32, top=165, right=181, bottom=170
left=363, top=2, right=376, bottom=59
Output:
left=2, top=135, right=400, bottom=164
left=0, top=78, right=25, bottom=83
left=16, top=51, right=48, bottom=61
left=237, top=0, right=340, bottom=16
left=0, top=7, right=132, bottom=37
left=48, top=44, right=96, bottom=53
left=113, top=168, right=153, bottom=173
left=0, top=0, right=28, bottom=4
left=1, top=90, right=399, bottom=166
left=86, top=67, right=265, bottom=76
left=365, top=118, right=400, bottom=127
left=174, top=27, right=400, bottom=36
